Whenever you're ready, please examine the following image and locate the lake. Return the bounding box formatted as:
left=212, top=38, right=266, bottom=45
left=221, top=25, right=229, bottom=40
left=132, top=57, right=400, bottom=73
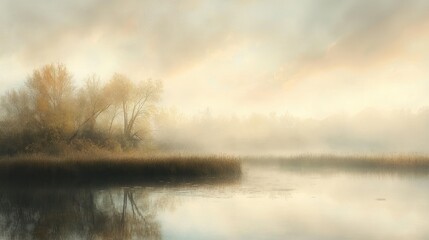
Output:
left=0, top=162, right=428, bottom=239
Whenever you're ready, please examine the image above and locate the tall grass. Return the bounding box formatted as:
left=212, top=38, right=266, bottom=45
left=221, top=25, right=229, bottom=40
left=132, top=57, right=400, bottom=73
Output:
left=245, top=154, right=429, bottom=175
left=0, top=154, right=242, bottom=187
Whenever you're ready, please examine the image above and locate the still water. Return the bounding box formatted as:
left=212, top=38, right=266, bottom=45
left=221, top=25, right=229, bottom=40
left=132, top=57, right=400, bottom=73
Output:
left=0, top=163, right=428, bottom=239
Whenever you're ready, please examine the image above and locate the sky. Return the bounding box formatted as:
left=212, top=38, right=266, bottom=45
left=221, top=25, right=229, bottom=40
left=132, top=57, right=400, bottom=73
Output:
left=1, top=0, right=429, bottom=118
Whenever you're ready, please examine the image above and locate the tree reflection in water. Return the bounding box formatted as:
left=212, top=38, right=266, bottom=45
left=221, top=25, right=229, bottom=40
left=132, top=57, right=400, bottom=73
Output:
left=0, top=187, right=164, bottom=239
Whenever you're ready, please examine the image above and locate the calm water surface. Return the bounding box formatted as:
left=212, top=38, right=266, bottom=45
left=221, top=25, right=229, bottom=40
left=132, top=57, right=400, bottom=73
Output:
left=0, top=163, right=428, bottom=239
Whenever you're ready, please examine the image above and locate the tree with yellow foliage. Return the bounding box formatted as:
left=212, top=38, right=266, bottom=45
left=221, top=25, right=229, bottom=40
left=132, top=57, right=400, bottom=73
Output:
left=26, top=63, right=75, bottom=137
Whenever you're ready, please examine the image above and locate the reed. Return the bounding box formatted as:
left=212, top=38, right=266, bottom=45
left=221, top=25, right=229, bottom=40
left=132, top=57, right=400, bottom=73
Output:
left=0, top=154, right=242, bottom=187
left=246, top=154, right=429, bottom=174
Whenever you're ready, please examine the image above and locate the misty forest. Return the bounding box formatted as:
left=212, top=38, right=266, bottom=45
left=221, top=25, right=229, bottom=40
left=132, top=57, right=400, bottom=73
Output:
left=2, top=0, right=429, bottom=239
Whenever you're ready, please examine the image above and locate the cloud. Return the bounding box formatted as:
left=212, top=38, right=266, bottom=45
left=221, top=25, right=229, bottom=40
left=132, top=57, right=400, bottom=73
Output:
left=1, top=0, right=429, bottom=116
left=282, top=0, right=429, bottom=82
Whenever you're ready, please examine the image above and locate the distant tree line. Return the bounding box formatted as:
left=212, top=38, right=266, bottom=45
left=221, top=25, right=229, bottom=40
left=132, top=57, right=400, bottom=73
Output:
left=0, top=63, right=162, bottom=155
left=154, top=108, right=429, bottom=154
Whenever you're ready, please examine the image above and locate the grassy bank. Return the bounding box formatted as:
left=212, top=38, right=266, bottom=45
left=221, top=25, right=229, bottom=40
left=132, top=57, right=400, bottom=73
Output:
left=0, top=154, right=242, bottom=187
left=245, top=154, right=429, bottom=175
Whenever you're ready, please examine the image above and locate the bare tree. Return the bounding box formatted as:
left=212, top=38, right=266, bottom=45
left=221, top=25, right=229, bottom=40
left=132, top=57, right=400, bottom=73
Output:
left=107, top=74, right=162, bottom=142
left=69, top=75, right=112, bottom=141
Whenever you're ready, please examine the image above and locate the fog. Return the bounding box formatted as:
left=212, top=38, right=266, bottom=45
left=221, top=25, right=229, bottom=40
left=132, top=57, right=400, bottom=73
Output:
left=1, top=1, right=429, bottom=155
left=154, top=108, right=429, bottom=154
left=2, top=0, right=429, bottom=116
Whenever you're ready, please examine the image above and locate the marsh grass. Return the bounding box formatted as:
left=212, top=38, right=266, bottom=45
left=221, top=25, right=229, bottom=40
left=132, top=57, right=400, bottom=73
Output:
left=246, top=154, right=429, bottom=175
left=0, top=154, right=241, bottom=187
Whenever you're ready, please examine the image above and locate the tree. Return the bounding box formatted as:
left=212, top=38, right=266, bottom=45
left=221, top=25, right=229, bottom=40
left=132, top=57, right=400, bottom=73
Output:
left=0, top=89, right=33, bottom=131
left=106, top=74, right=162, bottom=143
left=70, top=75, right=112, bottom=141
left=0, top=63, right=163, bottom=154
left=26, top=63, right=75, bottom=135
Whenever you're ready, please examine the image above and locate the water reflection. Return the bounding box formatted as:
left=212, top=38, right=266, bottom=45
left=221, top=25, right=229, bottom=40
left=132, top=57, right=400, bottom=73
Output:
left=0, top=187, right=163, bottom=240
left=1, top=165, right=428, bottom=240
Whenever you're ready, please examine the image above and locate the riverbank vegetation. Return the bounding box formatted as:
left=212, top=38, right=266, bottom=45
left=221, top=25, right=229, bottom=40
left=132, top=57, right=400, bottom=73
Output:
left=0, top=63, right=243, bottom=183
left=245, top=154, right=429, bottom=175
left=0, top=154, right=241, bottom=187
left=0, top=63, right=162, bottom=155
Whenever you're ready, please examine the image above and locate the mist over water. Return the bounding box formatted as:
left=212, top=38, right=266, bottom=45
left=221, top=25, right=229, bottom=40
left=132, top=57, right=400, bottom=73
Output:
left=154, top=108, right=429, bottom=155
left=1, top=1, right=429, bottom=239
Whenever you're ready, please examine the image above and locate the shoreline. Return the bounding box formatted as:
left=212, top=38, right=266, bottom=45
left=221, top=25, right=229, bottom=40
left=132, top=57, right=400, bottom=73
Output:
left=0, top=155, right=242, bottom=187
